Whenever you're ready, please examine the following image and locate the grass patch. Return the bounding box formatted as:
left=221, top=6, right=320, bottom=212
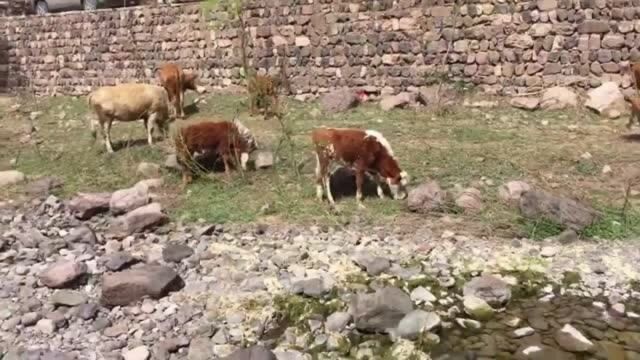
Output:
left=2, top=91, right=640, bottom=240
left=519, top=217, right=565, bottom=240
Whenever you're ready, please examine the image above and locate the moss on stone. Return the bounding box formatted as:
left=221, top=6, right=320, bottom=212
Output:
left=561, top=271, right=582, bottom=287
left=272, top=294, right=345, bottom=330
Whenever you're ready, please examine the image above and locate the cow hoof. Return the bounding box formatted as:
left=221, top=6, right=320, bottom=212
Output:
left=357, top=203, right=367, bottom=210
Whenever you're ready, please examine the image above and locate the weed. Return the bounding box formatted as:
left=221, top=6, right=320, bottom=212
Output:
left=519, top=217, right=565, bottom=240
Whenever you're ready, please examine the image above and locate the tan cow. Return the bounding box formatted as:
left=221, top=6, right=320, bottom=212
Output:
left=87, top=83, right=171, bottom=153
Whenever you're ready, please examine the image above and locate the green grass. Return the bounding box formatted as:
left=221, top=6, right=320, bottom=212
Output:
left=2, top=91, right=640, bottom=240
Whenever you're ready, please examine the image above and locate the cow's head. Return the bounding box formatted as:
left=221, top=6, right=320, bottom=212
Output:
left=355, top=89, right=368, bottom=103
left=183, top=72, right=199, bottom=91
left=387, top=170, right=409, bottom=200
left=378, top=156, right=409, bottom=200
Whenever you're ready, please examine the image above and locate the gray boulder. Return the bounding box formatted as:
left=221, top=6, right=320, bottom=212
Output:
left=349, top=287, right=413, bottom=333
left=100, top=265, right=184, bottom=306
left=407, top=181, right=448, bottom=213
left=67, top=192, right=111, bottom=220
left=463, top=275, right=511, bottom=308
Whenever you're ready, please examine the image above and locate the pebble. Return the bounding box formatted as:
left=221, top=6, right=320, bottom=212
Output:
left=326, top=312, right=352, bottom=332
left=35, top=319, right=56, bottom=334
left=123, top=346, right=150, bottom=360
left=610, top=303, right=625, bottom=316
left=540, top=246, right=558, bottom=257
left=410, top=286, right=437, bottom=304
left=21, top=312, right=42, bottom=326
left=513, top=327, right=535, bottom=338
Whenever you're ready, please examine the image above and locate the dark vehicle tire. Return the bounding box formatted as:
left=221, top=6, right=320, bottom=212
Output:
left=83, top=0, right=97, bottom=10
left=35, top=0, right=48, bottom=15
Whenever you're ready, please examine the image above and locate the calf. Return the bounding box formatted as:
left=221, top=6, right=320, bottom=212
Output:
left=632, top=62, right=640, bottom=92
left=174, top=118, right=258, bottom=185
left=87, top=83, right=171, bottom=153
left=311, top=127, right=409, bottom=208
left=156, top=63, right=198, bottom=119
left=624, top=94, right=640, bottom=129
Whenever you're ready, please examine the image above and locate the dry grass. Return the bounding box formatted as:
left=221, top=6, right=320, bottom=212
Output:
left=2, top=90, right=640, bottom=240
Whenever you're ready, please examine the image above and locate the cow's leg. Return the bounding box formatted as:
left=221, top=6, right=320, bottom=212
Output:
left=147, top=113, right=157, bottom=146
left=104, top=120, right=114, bottom=153
left=355, top=167, right=366, bottom=209
left=240, top=152, right=250, bottom=171
left=376, top=184, right=385, bottom=199
left=314, top=152, right=324, bottom=200
left=221, top=152, right=233, bottom=180
left=627, top=112, right=635, bottom=129
left=179, top=90, right=186, bottom=119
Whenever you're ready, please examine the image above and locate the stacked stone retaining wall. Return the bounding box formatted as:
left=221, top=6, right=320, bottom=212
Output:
left=1, top=0, right=640, bottom=96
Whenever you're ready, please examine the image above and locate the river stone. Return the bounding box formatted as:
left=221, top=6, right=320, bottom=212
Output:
left=554, top=324, right=595, bottom=352
left=50, top=290, right=87, bottom=306
left=162, top=243, right=194, bottom=263
left=39, top=261, right=87, bottom=288
left=291, top=278, right=329, bottom=298
left=35, top=319, right=56, bottom=334
left=513, top=327, right=536, bottom=338
left=100, top=265, right=184, bottom=306
left=407, top=181, right=448, bottom=213
left=64, top=225, right=97, bottom=245
left=515, top=345, right=577, bottom=359
left=123, top=346, right=150, bottom=360
left=463, top=275, right=511, bottom=307
left=76, top=303, right=99, bottom=320
left=597, top=341, right=626, bottom=359
left=352, top=252, right=391, bottom=276
left=325, top=311, right=352, bottom=332
left=67, top=192, right=112, bottom=220
left=455, top=318, right=482, bottom=330
left=110, top=202, right=169, bottom=236
left=188, top=337, right=214, bottom=360
left=349, top=287, right=413, bottom=333
left=585, top=81, right=627, bottom=119
left=463, top=295, right=494, bottom=320
left=223, top=345, right=277, bottom=360
left=410, top=287, right=437, bottom=304
left=110, top=183, right=150, bottom=215
left=104, top=252, right=137, bottom=271
left=396, top=310, right=441, bottom=340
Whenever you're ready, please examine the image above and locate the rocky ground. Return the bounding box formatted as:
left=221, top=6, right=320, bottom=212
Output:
left=0, top=176, right=640, bottom=360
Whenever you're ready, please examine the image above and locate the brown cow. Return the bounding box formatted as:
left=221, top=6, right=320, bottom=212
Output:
left=174, top=118, right=258, bottom=186
left=631, top=62, right=640, bottom=92
left=156, top=63, right=198, bottom=119
left=624, top=94, right=640, bottom=129
left=311, top=127, right=409, bottom=208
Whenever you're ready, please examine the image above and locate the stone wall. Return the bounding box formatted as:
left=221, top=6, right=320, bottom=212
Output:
left=2, top=0, right=640, bottom=96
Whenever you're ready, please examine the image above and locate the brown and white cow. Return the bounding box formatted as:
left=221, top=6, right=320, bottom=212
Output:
left=311, top=127, right=409, bottom=208
left=174, top=118, right=258, bottom=186
left=624, top=93, right=640, bottom=129
left=156, top=63, right=198, bottom=119
left=631, top=62, right=640, bottom=93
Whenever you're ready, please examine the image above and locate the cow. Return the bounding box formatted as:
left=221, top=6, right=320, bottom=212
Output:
left=87, top=83, right=171, bottom=153
left=174, top=118, right=259, bottom=186
left=624, top=93, right=640, bottom=129
left=156, top=63, right=199, bottom=119
left=631, top=62, right=640, bottom=93
left=311, top=127, right=409, bottom=208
